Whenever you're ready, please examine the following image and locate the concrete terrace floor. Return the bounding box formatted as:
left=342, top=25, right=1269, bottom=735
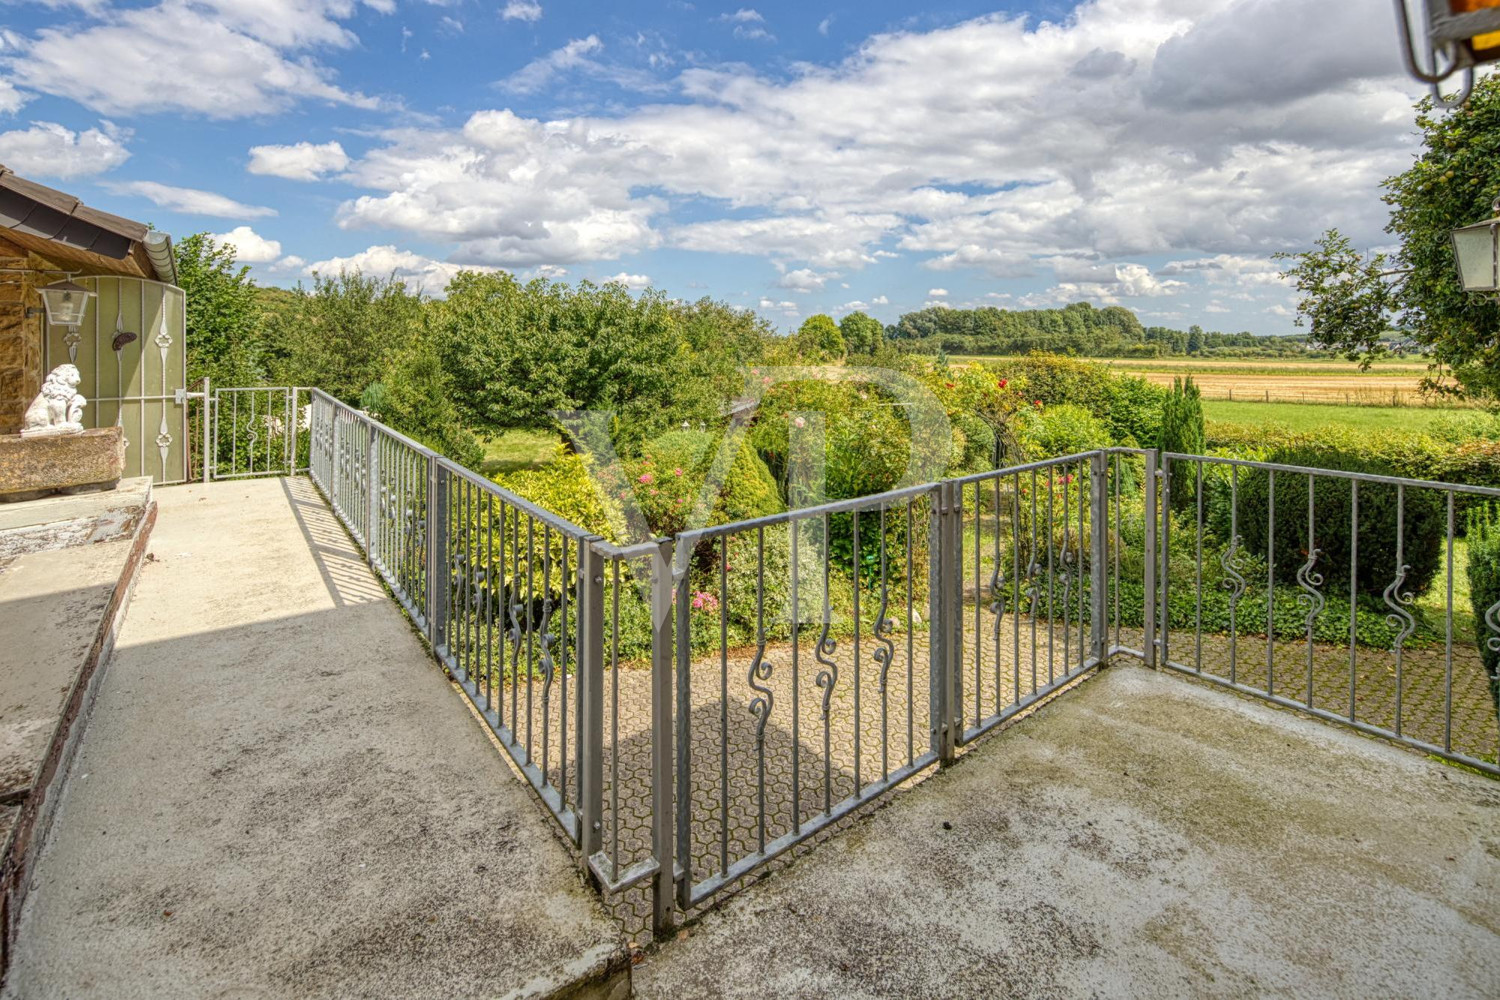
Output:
left=4, top=478, right=623, bottom=1000
left=637, top=665, right=1500, bottom=1000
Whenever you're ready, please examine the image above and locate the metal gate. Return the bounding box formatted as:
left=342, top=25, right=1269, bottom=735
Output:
left=202, top=384, right=310, bottom=481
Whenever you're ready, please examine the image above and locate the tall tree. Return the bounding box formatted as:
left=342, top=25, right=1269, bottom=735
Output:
left=259, top=270, right=424, bottom=403
left=838, top=310, right=884, bottom=355
left=176, top=232, right=262, bottom=387
left=1280, top=76, right=1500, bottom=403
left=795, top=314, right=846, bottom=360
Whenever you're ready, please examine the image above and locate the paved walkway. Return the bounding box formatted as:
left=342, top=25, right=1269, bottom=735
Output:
left=636, top=664, right=1500, bottom=1000
left=4, top=478, right=623, bottom=1000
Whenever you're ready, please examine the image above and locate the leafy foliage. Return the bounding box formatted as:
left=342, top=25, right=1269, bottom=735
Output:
left=1281, top=76, right=1500, bottom=403
left=260, top=271, right=424, bottom=403
left=988, top=353, right=1166, bottom=447
left=1465, top=504, right=1500, bottom=722
left=839, top=310, right=885, bottom=355
left=365, top=339, right=483, bottom=468
left=1016, top=403, right=1111, bottom=460
left=795, top=314, right=846, bottom=360
left=176, top=232, right=263, bottom=386
left=430, top=274, right=750, bottom=449
left=889, top=301, right=1299, bottom=359
left=1160, top=376, right=1205, bottom=512
left=1222, top=445, right=1446, bottom=599
left=493, top=448, right=623, bottom=542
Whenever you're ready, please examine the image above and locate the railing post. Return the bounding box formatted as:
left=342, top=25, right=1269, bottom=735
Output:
left=1158, top=455, right=1172, bottom=669
left=1090, top=451, right=1109, bottom=664
left=366, top=419, right=379, bottom=566
left=1143, top=449, right=1159, bottom=669
left=426, top=455, right=449, bottom=650
left=200, top=377, right=212, bottom=484
left=577, top=541, right=605, bottom=865
left=673, top=541, right=693, bottom=912
left=649, top=538, right=677, bottom=937
left=929, top=481, right=960, bottom=763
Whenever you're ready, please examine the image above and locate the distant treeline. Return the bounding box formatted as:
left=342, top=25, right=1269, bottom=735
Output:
left=886, top=301, right=1317, bottom=358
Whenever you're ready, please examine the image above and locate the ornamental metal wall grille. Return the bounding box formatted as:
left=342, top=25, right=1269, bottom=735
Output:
left=42, top=275, right=189, bottom=484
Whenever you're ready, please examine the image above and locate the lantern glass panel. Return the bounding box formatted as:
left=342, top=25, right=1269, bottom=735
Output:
left=38, top=280, right=93, bottom=327
left=1452, top=223, right=1499, bottom=292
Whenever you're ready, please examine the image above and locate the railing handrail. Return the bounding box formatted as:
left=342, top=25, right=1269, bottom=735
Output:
left=1163, top=449, right=1500, bottom=498
left=311, top=387, right=598, bottom=542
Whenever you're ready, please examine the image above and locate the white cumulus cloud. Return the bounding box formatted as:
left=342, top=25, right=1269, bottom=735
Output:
left=210, top=225, right=283, bottom=263
left=604, top=272, right=652, bottom=288
left=0, top=120, right=130, bottom=179
left=501, top=1, right=543, bottom=22
left=247, top=140, right=349, bottom=181
left=327, top=0, right=1419, bottom=317
left=306, top=244, right=489, bottom=296
left=3, top=1, right=382, bottom=118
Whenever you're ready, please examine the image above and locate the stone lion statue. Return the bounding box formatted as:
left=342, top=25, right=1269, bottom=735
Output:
left=21, top=364, right=87, bottom=437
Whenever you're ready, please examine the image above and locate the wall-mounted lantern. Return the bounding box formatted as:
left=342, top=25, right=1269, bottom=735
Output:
left=1396, top=0, right=1500, bottom=107
left=1450, top=199, right=1500, bottom=293
left=36, top=279, right=96, bottom=329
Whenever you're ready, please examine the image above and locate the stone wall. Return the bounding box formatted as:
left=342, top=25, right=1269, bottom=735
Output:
left=0, top=240, right=43, bottom=435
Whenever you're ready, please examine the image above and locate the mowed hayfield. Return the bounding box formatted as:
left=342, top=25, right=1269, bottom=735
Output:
left=955, top=355, right=1446, bottom=406
left=1133, top=370, right=1428, bottom=405
left=1101, top=356, right=1434, bottom=404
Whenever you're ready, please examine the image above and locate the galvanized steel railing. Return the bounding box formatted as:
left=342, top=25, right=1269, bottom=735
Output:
left=1156, top=452, right=1500, bottom=775
left=238, top=388, right=1499, bottom=940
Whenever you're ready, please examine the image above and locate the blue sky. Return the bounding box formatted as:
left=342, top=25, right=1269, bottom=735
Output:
left=0, top=1, right=1426, bottom=333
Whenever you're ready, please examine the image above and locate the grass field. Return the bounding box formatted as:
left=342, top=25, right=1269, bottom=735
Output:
left=478, top=428, right=560, bottom=476
left=1202, top=400, right=1481, bottom=434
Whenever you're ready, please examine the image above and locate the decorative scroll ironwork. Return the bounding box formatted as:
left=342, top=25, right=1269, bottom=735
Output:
left=747, top=646, right=774, bottom=741
left=1296, top=547, right=1325, bottom=632
left=813, top=622, right=838, bottom=719
left=873, top=520, right=897, bottom=694
left=1220, top=535, right=1248, bottom=602
left=1383, top=563, right=1418, bottom=653
left=988, top=552, right=1008, bottom=641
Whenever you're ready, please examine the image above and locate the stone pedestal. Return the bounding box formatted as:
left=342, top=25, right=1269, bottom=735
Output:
left=0, top=426, right=126, bottom=502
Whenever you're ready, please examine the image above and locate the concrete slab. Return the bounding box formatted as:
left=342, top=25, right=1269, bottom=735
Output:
left=4, top=478, right=625, bottom=1000
left=0, top=538, right=131, bottom=796
left=637, top=665, right=1500, bottom=1000
left=0, top=476, right=151, bottom=559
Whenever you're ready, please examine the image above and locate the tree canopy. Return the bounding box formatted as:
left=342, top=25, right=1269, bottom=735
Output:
left=1280, top=74, right=1500, bottom=403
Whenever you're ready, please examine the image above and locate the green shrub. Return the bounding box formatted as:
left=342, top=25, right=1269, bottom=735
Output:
left=1160, top=376, right=1205, bottom=513
left=622, top=430, right=785, bottom=537
left=993, top=353, right=1165, bottom=446
left=371, top=341, right=484, bottom=468
left=494, top=448, right=623, bottom=542
left=1016, top=403, right=1111, bottom=460
left=1466, top=505, right=1500, bottom=723
left=1221, top=445, right=1446, bottom=599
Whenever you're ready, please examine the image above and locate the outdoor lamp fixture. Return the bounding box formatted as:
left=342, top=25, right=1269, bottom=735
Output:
left=37, top=278, right=95, bottom=328
left=1396, top=0, right=1500, bottom=107
left=1450, top=198, right=1500, bottom=293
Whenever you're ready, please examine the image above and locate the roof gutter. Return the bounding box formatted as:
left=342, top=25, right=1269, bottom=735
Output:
left=142, top=230, right=177, bottom=287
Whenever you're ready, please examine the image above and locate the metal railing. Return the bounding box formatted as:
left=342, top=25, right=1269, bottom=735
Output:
left=1157, top=452, right=1500, bottom=774
left=255, top=388, right=1499, bottom=939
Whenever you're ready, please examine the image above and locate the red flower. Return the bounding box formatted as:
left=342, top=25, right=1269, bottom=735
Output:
left=998, top=379, right=1008, bottom=388
left=945, top=381, right=955, bottom=389
left=1033, top=400, right=1043, bottom=408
